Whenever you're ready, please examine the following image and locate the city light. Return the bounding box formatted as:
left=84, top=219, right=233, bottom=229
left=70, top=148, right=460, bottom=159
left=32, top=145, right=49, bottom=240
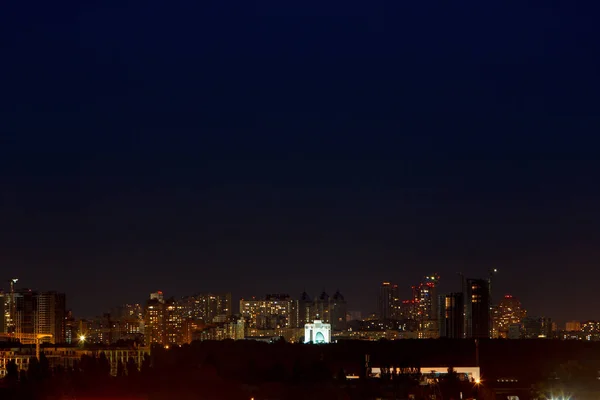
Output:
left=79, top=334, right=86, bottom=342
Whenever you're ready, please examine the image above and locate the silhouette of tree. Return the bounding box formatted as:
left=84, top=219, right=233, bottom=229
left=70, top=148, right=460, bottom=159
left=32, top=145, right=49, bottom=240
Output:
left=291, top=358, right=304, bottom=383
left=116, top=361, right=125, bottom=378
left=39, top=352, right=51, bottom=379
left=441, top=367, right=461, bottom=400
left=19, top=369, right=28, bottom=386
left=336, top=367, right=347, bottom=382
left=140, top=353, right=152, bottom=382
left=27, top=356, right=42, bottom=383
left=126, top=357, right=139, bottom=379
left=98, top=352, right=111, bottom=377
left=80, top=354, right=98, bottom=378
left=6, top=360, right=19, bottom=386
left=267, top=362, right=286, bottom=382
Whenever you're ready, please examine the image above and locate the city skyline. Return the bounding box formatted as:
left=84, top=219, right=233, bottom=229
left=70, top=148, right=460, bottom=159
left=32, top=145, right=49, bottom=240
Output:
left=0, top=272, right=584, bottom=326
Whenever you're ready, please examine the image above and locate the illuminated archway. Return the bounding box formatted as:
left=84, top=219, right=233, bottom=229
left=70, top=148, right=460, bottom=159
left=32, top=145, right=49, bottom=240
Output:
left=315, top=332, right=325, bottom=343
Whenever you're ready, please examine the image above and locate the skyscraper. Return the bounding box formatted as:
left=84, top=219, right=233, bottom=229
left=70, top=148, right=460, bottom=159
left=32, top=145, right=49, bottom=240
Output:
left=466, top=279, right=490, bottom=339
left=0, top=292, right=6, bottom=333
left=144, top=293, right=165, bottom=345
left=180, top=293, right=232, bottom=324
left=330, top=290, right=347, bottom=331
left=415, top=274, right=440, bottom=336
left=240, top=294, right=296, bottom=330
left=492, top=294, right=527, bottom=339
left=439, top=292, right=464, bottom=339
left=35, top=291, right=66, bottom=344
left=13, top=289, right=36, bottom=336
left=378, top=282, right=398, bottom=320
left=165, top=298, right=184, bottom=345
left=296, top=291, right=312, bottom=327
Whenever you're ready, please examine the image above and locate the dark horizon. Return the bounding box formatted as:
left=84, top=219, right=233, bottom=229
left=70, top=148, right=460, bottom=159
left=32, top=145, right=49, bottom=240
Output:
left=2, top=1, right=599, bottom=324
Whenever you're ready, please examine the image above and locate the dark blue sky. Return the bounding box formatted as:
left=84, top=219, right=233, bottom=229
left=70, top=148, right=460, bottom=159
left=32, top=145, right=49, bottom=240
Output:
left=1, top=1, right=599, bottom=323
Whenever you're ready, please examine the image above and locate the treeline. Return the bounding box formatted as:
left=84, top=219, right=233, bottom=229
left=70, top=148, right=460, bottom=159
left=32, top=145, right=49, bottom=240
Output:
left=3, top=338, right=600, bottom=399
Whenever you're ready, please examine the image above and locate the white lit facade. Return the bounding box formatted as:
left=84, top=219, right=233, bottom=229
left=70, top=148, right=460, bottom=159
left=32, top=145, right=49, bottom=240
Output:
left=304, top=320, right=331, bottom=344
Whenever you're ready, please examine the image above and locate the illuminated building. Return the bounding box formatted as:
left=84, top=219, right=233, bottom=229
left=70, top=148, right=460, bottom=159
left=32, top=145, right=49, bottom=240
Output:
left=12, top=289, right=36, bottom=336
left=35, top=291, right=67, bottom=344
left=1, top=287, right=66, bottom=343
left=313, top=292, right=331, bottom=323
left=296, top=291, right=313, bottom=327
left=466, top=279, right=490, bottom=339
left=179, top=293, right=231, bottom=323
left=115, top=304, right=144, bottom=340
left=414, top=274, right=440, bottom=336
left=144, top=292, right=165, bottom=345
left=145, top=291, right=196, bottom=346
left=64, top=310, right=76, bottom=344
left=439, top=292, right=464, bottom=339
left=193, top=317, right=245, bottom=341
left=307, top=291, right=346, bottom=330
left=165, top=299, right=184, bottom=345
left=240, top=294, right=296, bottom=330
left=0, top=292, right=6, bottom=333
left=399, top=299, right=419, bottom=321
left=86, top=313, right=113, bottom=344
left=492, top=294, right=527, bottom=339
left=378, top=282, right=399, bottom=320
left=580, top=321, right=600, bottom=341
left=566, top=320, right=581, bottom=332
left=304, top=320, right=331, bottom=344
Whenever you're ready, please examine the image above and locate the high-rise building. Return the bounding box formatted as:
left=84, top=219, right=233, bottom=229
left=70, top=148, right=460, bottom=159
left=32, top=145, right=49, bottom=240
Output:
left=0, top=292, right=6, bottom=333
left=439, top=292, right=464, bottom=339
left=466, top=279, right=490, bottom=339
left=313, top=292, right=331, bottom=322
left=565, top=321, right=581, bottom=332
left=64, top=310, right=76, bottom=344
left=580, top=321, right=600, bottom=341
left=330, top=290, right=347, bottom=331
left=111, top=303, right=144, bottom=341
left=240, top=294, right=296, bottom=330
left=144, top=293, right=165, bottom=345
left=12, top=289, right=36, bottom=336
left=414, top=274, right=440, bottom=336
left=35, top=291, right=67, bottom=344
left=296, top=291, right=313, bottom=327
left=398, top=299, right=419, bottom=321
left=165, top=299, right=184, bottom=345
left=179, top=293, right=231, bottom=324
left=492, top=294, right=527, bottom=338
left=378, top=282, right=399, bottom=320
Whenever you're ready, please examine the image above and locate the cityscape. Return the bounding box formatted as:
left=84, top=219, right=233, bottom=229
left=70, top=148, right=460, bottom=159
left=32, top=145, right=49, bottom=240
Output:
left=1, top=271, right=598, bottom=352
left=3, top=0, right=599, bottom=398
left=4, top=273, right=600, bottom=398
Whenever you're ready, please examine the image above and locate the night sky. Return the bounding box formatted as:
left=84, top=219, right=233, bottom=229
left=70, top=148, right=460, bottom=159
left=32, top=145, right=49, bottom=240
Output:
left=1, top=1, right=599, bottom=324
